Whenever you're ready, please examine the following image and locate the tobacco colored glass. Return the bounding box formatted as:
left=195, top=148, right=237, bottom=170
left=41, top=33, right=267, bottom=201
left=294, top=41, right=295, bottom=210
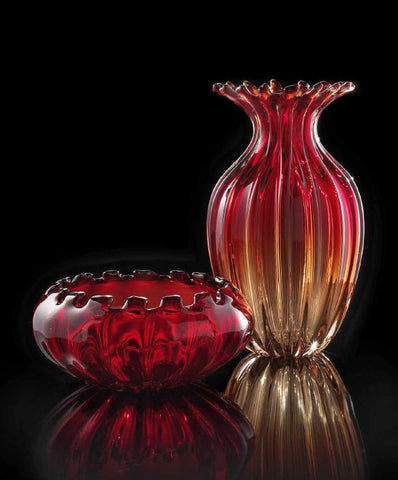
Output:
left=207, top=80, right=364, bottom=356
left=33, top=270, right=252, bottom=390
left=39, top=383, right=254, bottom=480
left=226, top=354, right=366, bottom=480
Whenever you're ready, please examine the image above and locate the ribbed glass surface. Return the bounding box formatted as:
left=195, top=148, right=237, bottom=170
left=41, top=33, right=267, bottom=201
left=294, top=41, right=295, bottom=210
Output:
left=207, top=80, right=364, bottom=356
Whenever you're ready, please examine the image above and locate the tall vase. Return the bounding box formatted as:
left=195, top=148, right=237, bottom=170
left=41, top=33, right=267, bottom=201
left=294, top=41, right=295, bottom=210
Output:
left=207, top=80, right=364, bottom=356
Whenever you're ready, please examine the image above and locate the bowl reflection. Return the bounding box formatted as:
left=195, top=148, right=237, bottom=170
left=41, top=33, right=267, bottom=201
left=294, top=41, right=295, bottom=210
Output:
left=39, top=383, right=254, bottom=480
left=226, top=354, right=367, bottom=480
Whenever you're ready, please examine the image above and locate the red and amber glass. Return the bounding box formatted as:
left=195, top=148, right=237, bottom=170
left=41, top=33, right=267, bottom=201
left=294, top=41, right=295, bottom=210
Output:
left=207, top=80, right=364, bottom=356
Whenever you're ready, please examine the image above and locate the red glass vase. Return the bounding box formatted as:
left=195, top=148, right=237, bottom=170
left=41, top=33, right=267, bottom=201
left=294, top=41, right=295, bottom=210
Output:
left=207, top=80, right=364, bottom=356
left=33, top=270, right=252, bottom=390
left=40, top=383, right=254, bottom=480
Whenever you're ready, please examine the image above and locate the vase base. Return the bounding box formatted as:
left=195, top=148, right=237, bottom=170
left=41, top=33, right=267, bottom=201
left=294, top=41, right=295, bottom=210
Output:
left=247, top=337, right=328, bottom=358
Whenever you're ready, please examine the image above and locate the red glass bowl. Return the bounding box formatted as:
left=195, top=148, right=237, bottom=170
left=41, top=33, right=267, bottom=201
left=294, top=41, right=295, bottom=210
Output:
left=40, top=383, right=254, bottom=480
left=33, top=270, right=253, bottom=390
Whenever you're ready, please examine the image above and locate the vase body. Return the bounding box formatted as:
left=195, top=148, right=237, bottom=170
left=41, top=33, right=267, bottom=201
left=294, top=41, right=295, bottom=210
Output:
left=207, top=80, right=364, bottom=356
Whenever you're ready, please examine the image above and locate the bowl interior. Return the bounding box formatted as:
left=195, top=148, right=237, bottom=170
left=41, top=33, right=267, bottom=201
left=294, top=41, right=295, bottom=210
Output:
left=68, top=277, right=213, bottom=308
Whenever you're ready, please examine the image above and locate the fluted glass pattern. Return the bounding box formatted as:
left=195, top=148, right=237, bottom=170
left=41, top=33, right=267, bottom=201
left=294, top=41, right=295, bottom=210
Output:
left=207, top=80, right=364, bottom=356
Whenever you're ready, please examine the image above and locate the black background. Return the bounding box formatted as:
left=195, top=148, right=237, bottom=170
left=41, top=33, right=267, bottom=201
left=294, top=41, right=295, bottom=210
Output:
left=1, top=12, right=397, bottom=479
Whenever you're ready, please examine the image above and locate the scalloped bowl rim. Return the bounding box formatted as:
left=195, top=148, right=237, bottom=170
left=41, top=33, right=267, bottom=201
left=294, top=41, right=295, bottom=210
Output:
left=42, top=269, right=241, bottom=312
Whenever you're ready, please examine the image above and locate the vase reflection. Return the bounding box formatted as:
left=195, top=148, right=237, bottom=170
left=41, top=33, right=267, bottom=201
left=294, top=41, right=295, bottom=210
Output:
left=39, top=383, right=253, bottom=480
left=226, top=354, right=366, bottom=480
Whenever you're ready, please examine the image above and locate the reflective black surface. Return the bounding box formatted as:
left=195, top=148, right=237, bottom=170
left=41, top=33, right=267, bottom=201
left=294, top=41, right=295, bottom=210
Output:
left=3, top=22, right=397, bottom=479
left=37, top=383, right=253, bottom=480
left=1, top=250, right=397, bottom=479
left=1, top=344, right=397, bottom=479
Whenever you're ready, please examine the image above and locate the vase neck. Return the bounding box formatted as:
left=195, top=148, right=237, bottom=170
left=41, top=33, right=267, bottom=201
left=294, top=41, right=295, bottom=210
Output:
left=214, top=80, right=355, bottom=157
